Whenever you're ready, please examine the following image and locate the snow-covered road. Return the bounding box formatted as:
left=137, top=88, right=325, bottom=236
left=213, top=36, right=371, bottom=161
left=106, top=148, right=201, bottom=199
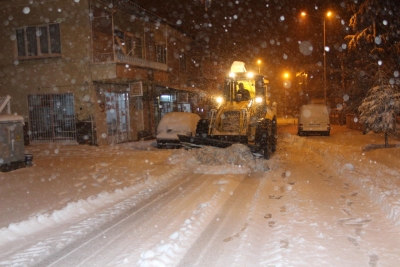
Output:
left=1, top=124, right=400, bottom=266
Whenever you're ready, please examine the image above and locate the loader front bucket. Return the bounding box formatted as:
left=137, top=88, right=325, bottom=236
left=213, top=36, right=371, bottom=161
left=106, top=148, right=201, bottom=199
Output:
left=177, top=135, right=235, bottom=149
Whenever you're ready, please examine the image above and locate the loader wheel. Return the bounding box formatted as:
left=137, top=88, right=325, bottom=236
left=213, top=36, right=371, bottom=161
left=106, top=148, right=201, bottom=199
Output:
left=271, top=117, right=277, bottom=152
left=255, top=119, right=273, bottom=159
left=196, top=119, right=211, bottom=138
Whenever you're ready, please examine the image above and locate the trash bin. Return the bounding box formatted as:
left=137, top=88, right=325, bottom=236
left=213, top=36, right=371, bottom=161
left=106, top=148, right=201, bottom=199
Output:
left=25, top=153, right=33, bottom=166
left=0, top=115, right=26, bottom=172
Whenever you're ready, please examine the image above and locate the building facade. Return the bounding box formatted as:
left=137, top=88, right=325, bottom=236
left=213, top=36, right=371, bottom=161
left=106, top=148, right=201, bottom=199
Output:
left=0, top=0, right=206, bottom=146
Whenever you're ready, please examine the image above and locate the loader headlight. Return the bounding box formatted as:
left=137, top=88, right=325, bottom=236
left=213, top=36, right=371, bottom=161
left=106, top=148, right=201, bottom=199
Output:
left=215, top=96, right=224, bottom=104
left=255, top=97, right=263, bottom=103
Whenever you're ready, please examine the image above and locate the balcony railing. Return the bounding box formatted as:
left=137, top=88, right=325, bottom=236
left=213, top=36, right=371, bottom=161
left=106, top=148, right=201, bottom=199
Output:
left=93, top=52, right=167, bottom=71
left=93, top=52, right=114, bottom=63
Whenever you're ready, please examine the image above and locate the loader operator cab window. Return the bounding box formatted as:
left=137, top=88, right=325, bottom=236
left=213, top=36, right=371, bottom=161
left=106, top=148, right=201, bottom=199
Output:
left=237, top=83, right=250, bottom=101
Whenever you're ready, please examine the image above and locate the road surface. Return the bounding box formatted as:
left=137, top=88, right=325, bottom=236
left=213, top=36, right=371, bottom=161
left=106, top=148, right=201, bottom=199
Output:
left=1, top=125, right=400, bottom=267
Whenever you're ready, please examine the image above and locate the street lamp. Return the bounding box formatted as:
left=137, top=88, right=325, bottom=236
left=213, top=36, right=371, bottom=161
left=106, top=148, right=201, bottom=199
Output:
left=257, top=59, right=262, bottom=73
left=283, top=72, right=290, bottom=116
left=301, top=11, right=332, bottom=105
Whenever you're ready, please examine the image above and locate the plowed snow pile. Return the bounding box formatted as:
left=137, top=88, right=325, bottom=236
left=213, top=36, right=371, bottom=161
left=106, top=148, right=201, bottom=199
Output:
left=167, top=144, right=275, bottom=174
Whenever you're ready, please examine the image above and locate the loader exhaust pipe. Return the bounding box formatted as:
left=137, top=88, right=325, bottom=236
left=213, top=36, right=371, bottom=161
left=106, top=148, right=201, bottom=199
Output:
left=230, top=81, right=236, bottom=103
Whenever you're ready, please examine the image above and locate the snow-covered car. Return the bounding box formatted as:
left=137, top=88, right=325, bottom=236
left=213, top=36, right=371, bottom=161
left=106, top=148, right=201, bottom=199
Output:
left=156, top=112, right=201, bottom=148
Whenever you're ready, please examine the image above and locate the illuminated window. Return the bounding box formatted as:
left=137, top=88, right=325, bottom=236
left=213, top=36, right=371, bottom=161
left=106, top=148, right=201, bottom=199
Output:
left=160, top=95, right=171, bottom=101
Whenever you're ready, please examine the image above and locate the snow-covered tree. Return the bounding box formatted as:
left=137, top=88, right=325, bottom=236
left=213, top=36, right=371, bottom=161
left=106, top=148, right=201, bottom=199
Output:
left=345, top=0, right=400, bottom=61
left=343, top=0, right=400, bottom=111
left=358, top=67, right=400, bottom=147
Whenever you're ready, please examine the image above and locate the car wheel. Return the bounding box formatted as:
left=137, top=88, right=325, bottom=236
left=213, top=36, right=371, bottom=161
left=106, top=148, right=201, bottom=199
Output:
left=196, top=119, right=210, bottom=137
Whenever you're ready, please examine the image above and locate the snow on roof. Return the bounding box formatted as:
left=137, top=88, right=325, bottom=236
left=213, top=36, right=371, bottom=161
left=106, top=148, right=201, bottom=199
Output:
left=230, top=61, right=247, bottom=73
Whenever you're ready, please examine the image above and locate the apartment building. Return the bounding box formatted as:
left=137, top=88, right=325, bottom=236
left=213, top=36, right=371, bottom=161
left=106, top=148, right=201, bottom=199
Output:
left=0, top=0, right=206, bottom=145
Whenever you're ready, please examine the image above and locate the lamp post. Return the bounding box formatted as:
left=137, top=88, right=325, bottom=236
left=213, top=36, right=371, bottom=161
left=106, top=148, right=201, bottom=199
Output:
left=257, top=59, right=261, bottom=73
left=283, top=72, right=290, bottom=116
left=301, top=11, right=332, bottom=105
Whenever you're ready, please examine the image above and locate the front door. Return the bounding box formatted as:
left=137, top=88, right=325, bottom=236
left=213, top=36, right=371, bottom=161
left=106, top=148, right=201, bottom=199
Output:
left=135, top=97, right=144, bottom=132
left=105, top=92, right=130, bottom=144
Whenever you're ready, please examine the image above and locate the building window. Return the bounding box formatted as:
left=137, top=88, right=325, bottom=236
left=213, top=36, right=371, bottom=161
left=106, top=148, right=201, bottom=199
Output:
left=16, top=24, right=61, bottom=59
left=114, top=30, right=143, bottom=59
left=156, top=44, right=166, bottom=63
left=179, top=53, right=186, bottom=71
left=133, top=36, right=143, bottom=58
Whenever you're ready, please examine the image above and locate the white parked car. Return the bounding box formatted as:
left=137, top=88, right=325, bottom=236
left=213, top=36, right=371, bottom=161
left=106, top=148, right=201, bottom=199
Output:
left=298, top=104, right=331, bottom=136
left=156, top=112, right=201, bottom=148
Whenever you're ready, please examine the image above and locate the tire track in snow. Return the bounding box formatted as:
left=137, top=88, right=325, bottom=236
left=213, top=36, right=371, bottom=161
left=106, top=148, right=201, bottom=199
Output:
left=133, top=175, right=243, bottom=267
left=228, top=173, right=268, bottom=267
left=37, top=173, right=243, bottom=267
left=0, top=163, right=189, bottom=267
left=175, top=174, right=264, bottom=267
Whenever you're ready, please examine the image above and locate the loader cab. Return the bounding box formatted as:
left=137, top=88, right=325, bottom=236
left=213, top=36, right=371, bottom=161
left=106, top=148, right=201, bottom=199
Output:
left=222, top=73, right=269, bottom=104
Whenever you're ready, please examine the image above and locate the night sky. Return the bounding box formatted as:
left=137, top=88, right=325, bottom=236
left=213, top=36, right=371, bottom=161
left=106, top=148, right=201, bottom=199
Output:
left=133, top=0, right=351, bottom=76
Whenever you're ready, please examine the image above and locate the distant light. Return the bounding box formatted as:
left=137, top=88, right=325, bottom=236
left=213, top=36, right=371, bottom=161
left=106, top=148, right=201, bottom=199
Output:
left=246, top=72, right=254, bottom=78
left=229, top=72, right=235, bottom=78
left=216, top=96, right=223, bottom=103
left=255, top=97, right=263, bottom=103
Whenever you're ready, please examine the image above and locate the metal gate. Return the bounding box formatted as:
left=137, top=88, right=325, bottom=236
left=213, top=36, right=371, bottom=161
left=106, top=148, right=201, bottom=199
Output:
left=105, top=92, right=130, bottom=144
left=27, top=93, right=77, bottom=143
